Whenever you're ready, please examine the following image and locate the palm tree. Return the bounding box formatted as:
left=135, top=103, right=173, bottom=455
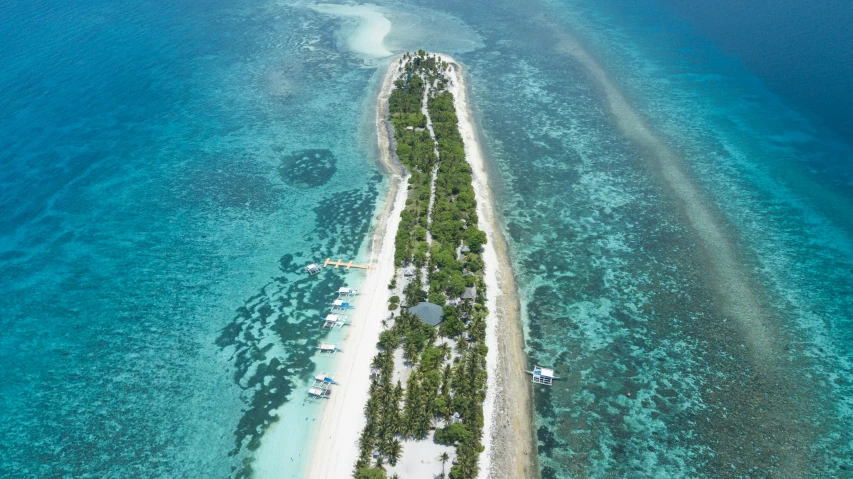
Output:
left=365, top=399, right=380, bottom=417
left=388, top=439, right=402, bottom=466
left=404, top=341, right=419, bottom=366
left=394, top=381, right=404, bottom=402
left=401, top=415, right=416, bottom=439
left=439, top=451, right=450, bottom=476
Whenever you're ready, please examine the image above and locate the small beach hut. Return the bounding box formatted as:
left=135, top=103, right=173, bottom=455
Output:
left=462, top=286, right=476, bottom=301
left=407, top=301, right=444, bottom=327
left=526, top=365, right=559, bottom=386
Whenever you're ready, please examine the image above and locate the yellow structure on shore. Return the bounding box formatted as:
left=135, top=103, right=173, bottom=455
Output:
left=323, top=258, right=376, bottom=270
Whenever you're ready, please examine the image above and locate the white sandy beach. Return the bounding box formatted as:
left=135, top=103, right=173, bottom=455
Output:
left=305, top=60, right=405, bottom=479
left=304, top=185, right=407, bottom=478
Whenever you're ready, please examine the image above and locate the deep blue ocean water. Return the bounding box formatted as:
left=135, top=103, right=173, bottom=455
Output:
left=2, top=0, right=852, bottom=477
left=659, top=0, right=853, bottom=145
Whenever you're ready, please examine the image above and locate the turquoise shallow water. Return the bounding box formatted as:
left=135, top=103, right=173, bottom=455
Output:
left=0, top=0, right=386, bottom=475
left=443, top=0, right=853, bottom=476
left=2, top=0, right=852, bottom=477
left=0, top=0, right=481, bottom=476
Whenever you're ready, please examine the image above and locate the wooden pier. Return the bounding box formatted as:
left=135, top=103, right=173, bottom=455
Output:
left=323, top=258, right=376, bottom=270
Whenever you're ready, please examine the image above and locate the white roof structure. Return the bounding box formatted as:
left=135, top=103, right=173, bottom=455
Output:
left=332, top=299, right=343, bottom=307
left=325, top=314, right=340, bottom=322
left=528, top=365, right=558, bottom=385
left=338, top=287, right=350, bottom=294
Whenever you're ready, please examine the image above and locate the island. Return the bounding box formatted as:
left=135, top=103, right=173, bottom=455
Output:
left=306, top=51, right=537, bottom=479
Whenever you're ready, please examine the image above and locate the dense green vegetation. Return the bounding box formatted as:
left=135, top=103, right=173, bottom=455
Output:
left=388, top=57, right=435, bottom=269
left=355, top=51, right=489, bottom=479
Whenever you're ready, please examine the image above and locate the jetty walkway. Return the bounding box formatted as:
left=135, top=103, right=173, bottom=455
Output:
left=323, top=258, right=376, bottom=270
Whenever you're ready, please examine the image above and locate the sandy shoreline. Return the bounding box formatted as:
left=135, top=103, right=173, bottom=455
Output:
left=443, top=58, right=539, bottom=479
left=305, top=59, right=405, bottom=479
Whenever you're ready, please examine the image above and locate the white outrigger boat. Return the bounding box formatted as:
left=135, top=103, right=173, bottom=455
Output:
left=306, top=263, right=322, bottom=275
left=317, top=343, right=342, bottom=355
left=322, top=314, right=349, bottom=329
left=313, top=372, right=339, bottom=387
left=525, top=365, right=559, bottom=386
left=307, top=387, right=331, bottom=400
left=336, top=287, right=358, bottom=297
left=330, top=299, right=354, bottom=311
left=307, top=371, right=338, bottom=401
